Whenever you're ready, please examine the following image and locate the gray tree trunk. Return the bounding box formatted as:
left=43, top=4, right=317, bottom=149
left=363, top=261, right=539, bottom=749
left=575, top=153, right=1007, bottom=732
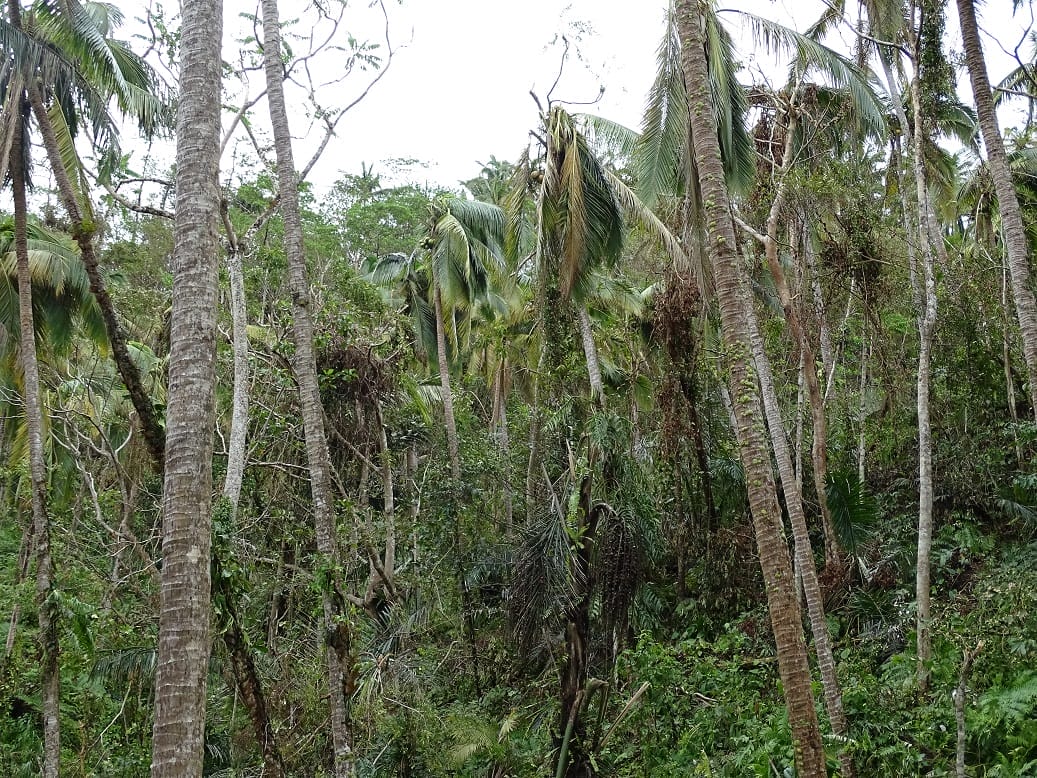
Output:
left=261, top=1, right=356, bottom=773
left=223, top=242, right=249, bottom=510
left=150, top=0, right=222, bottom=771
left=434, top=284, right=461, bottom=480
left=577, top=305, right=604, bottom=403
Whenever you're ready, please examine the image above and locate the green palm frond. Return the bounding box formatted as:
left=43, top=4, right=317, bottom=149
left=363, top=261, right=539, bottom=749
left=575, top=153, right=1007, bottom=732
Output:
left=705, top=6, right=756, bottom=191
left=46, top=95, right=95, bottom=220
left=605, top=168, right=689, bottom=270
left=826, top=469, right=878, bottom=555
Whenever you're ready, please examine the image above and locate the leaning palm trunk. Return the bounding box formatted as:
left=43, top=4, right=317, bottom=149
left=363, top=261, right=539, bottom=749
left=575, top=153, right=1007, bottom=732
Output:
left=261, top=1, right=356, bottom=773
left=675, top=2, right=825, bottom=773
left=149, top=0, right=222, bottom=772
left=747, top=306, right=854, bottom=777
left=26, top=87, right=165, bottom=470
left=11, top=109, right=60, bottom=778
left=956, top=0, right=1037, bottom=419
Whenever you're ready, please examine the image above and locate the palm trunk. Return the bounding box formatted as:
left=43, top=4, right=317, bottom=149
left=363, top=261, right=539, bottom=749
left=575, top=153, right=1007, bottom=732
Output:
left=149, top=0, right=222, bottom=772
left=957, top=0, right=1037, bottom=419
left=12, top=109, right=60, bottom=778
left=26, top=87, right=165, bottom=470
left=747, top=305, right=854, bottom=777
left=433, top=283, right=461, bottom=480
left=676, top=3, right=825, bottom=773
left=261, top=1, right=356, bottom=773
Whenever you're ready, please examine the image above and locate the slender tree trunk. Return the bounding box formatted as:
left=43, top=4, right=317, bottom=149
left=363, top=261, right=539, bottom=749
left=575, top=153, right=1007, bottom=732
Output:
left=217, top=252, right=286, bottom=778
left=857, top=336, right=870, bottom=486
left=763, top=113, right=840, bottom=568
left=909, top=65, right=940, bottom=694
left=747, top=306, right=854, bottom=777
left=957, top=0, right=1037, bottom=419
left=433, top=284, right=461, bottom=480
left=223, top=241, right=250, bottom=510
left=675, top=3, right=825, bottom=773
left=25, top=87, right=165, bottom=470
left=261, top=2, right=356, bottom=773
left=150, top=0, right=222, bottom=772
left=12, top=109, right=61, bottom=778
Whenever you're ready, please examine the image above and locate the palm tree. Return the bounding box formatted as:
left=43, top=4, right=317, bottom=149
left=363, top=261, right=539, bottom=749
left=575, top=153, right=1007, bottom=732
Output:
left=149, top=0, right=222, bottom=774
left=425, top=197, right=506, bottom=479
left=0, top=0, right=169, bottom=470
left=674, top=1, right=826, bottom=774
left=956, top=0, right=1037, bottom=420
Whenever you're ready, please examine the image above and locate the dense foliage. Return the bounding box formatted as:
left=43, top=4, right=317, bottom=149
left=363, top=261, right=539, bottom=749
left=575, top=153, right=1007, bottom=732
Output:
left=1, top=0, right=1036, bottom=775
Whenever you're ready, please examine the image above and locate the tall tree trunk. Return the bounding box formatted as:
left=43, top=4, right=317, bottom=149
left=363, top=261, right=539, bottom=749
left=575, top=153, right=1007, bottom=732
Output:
left=261, top=2, right=356, bottom=773
left=909, top=63, right=940, bottom=694
left=12, top=109, right=60, bottom=778
left=223, top=240, right=250, bottom=510
left=433, top=283, right=461, bottom=480
left=25, top=87, right=165, bottom=471
left=218, top=240, right=285, bottom=777
left=675, top=3, right=826, bottom=774
left=149, top=0, right=222, bottom=772
left=956, top=0, right=1037, bottom=419
left=747, top=306, right=854, bottom=777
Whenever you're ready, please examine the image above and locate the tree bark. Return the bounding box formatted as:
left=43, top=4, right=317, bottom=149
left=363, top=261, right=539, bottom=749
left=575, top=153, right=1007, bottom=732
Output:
left=261, top=1, right=356, bottom=773
left=149, top=0, right=222, bottom=772
left=909, top=64, right=940, bottom=695
left=675, top=3, right=826, bottom=774
left=577, top=305, right=604, bottom=403
left=223, top=240, right=250, bottom=510
left=11, top=106, right=61, bottom=778
left=956, top=0, right=1037, bottom=419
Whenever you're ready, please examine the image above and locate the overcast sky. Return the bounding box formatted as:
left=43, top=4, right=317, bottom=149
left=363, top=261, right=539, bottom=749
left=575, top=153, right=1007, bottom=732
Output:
left=119, top=0, right=1031, bottom=196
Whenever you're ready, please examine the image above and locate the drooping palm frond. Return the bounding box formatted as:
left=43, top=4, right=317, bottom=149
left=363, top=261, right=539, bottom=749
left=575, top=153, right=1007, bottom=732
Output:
left=507, top=508, right=584, bottom=659
left=542, top=107, right=625, bottom=302
left=735, top=10, right=888, bottom=143
left=638, top=3, right=754, bottom=205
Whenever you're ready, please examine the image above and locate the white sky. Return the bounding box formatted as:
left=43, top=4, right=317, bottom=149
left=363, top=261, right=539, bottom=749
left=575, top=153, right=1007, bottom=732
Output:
left=117, top=0, right=1032, bottom=196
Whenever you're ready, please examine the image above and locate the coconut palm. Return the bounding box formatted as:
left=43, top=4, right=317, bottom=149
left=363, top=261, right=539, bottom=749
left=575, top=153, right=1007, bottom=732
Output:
left=674, top=0, right=827, bottom=774
left=0, top=0, right=170, bottom=470
left=956, top=0, right=1037, bottom=420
